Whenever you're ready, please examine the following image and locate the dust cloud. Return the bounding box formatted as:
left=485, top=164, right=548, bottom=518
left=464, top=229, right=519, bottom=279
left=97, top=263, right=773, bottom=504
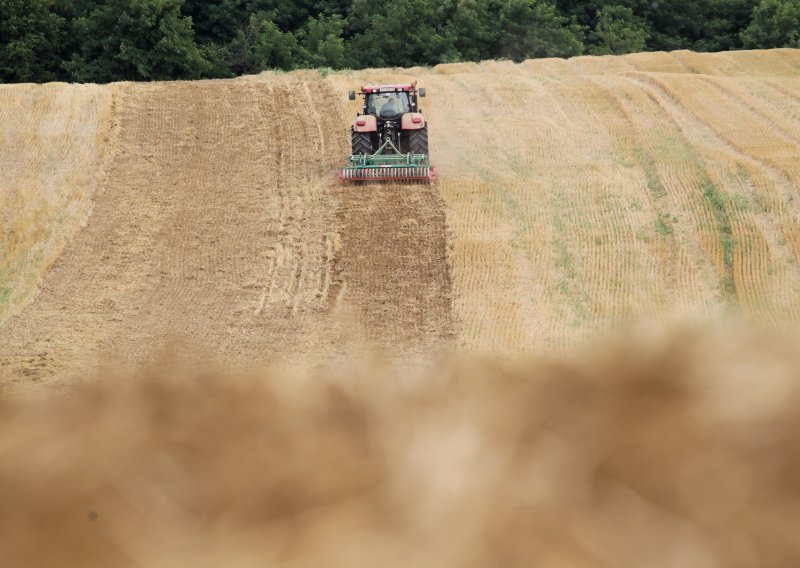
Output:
left=2, top=323, right=799, bottom=567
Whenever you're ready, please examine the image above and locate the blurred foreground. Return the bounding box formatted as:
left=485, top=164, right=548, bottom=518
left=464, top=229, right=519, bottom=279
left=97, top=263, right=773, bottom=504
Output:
left=2, top=324, right=799, bottom=567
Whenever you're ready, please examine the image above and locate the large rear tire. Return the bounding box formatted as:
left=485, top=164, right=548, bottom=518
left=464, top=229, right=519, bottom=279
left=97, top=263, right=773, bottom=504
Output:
left=352, top=131, right=374, bottom=155
left=407, top=126, right=429, bottom=155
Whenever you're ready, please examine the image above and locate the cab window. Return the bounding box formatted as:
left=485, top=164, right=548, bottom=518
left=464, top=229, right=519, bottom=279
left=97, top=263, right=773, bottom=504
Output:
left=366, top=92, right=411, bottom=117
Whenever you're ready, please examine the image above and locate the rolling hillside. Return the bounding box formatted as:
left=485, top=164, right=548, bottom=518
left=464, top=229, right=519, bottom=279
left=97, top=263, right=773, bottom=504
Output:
left=3, top=48, right=800, bottom=386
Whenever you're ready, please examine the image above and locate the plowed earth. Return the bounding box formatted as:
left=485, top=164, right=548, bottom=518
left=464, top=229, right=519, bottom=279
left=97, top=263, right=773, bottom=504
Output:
left=4, top=49, right=800, bottom=386
left=0, top=79, right=454, bottom=386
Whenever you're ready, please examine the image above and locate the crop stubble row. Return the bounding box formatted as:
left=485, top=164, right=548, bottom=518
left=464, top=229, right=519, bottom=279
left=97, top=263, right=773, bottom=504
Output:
left=3, top=49, right=800, bottom=381
left=0, top=84, right=111, bottom=320
left=0, top=74, right=456, bottom=385
left=340, top=49, right=800, bottom=352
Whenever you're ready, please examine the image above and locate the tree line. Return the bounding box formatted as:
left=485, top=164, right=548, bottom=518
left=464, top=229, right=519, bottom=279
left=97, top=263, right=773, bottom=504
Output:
left=2, top=0, right=799, bottom=83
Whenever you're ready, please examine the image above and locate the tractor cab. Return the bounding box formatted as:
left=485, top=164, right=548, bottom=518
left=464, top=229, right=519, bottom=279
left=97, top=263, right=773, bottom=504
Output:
left=366, top=91, right=411, bottom=119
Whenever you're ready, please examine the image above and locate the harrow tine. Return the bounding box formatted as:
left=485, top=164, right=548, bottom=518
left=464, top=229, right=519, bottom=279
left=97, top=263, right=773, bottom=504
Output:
left=339, top=161, right=437, bottom=183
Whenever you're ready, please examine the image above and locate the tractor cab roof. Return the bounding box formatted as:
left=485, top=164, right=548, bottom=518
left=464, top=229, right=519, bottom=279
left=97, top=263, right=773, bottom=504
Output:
left=361, top=83, right=416, bottom=94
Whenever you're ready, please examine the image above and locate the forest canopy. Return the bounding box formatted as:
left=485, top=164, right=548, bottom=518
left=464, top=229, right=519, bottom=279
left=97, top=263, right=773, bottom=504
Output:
left=1, top=0, right=799, bottom=83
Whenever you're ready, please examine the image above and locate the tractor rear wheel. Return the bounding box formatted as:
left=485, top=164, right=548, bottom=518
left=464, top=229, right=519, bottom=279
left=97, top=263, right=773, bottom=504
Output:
left=407, top=126, right=429, bottom=155
left=352, top=131, right=373, bottom=155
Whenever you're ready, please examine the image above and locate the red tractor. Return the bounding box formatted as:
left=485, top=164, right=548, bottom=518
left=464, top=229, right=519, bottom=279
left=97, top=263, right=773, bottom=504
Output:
left=339, top=82, right=436, bottom=183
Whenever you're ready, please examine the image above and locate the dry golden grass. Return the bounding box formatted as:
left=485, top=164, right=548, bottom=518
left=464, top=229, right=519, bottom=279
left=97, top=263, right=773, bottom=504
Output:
left=3, top=50, right=800, bottom=566
left=2, top=324, right=800, bottom=567
left=333, top=48, right=800, bottom=353
left=2, top=48, right=800, bottom=382
left=0, top=83, right=111, bottom=321
left=0, top=78, right=453, bottom=386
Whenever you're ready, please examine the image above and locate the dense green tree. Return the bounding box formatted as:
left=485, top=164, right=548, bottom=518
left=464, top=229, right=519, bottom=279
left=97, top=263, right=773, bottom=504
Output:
left=182, top=0, right=350, bottom=44
left=642, top=0, right=747, bottom=51
left=741, top=0, right=800, bottom=48
left=181, top=1, right=352, bottom=72
left=638, top=0, right=758, bottom=51
left=181, top=0, right=247, bottom=44
left=694, top=0, right=754, bottom=51
left=64, top=0, right=209, bottom=82
left=296, top=14, right=346, bottom=68
left=557, top=0, right=644, bottom=27
left=197, top=40, right=235, bottom=78
left=589, top=5, right=649, bottom=55
left=495, top=0, right=584, bottom=61
left=345, top=0, right=459, bottom=67
left=0, top=0, right=796, bottom=83
left=226, top=11, right=297, bottom=74
left=642, top=0, right=705, bottom=50
left=0, top=0, right=65, bottom=82
left=446, top=0, right=499, bottom=61
left=559, top=0, right=757, bottom=52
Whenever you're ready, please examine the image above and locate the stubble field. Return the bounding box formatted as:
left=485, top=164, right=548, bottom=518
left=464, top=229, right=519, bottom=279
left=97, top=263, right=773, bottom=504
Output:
left=4, top=49, right=800, bottom=385
left=3, top=48, right=800, bottom=566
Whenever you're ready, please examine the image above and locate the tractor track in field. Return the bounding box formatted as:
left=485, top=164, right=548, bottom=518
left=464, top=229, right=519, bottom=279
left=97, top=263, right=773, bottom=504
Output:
left=0, top=78, right=455, bottom=388
left=332, top=182, right=455, bottom=352
left=5, top=49, right=800, bottom=385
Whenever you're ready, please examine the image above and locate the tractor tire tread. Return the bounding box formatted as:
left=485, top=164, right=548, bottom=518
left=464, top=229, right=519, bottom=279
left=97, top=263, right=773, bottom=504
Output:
left=407, top=126, right=429, bottom=156
left=352, top=131, right=373, bottom=155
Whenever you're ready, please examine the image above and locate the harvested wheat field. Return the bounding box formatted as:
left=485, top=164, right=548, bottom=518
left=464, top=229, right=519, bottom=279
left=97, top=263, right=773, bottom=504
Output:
left=4, top=48, right=800, bottom=567
left=3, top=48, right=800, bottom=384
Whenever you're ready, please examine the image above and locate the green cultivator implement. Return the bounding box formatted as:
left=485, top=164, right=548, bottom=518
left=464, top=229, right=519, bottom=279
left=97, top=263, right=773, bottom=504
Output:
left=339, top=82, right=436, bottom=184
left=339, top=139, right=436, bottom=182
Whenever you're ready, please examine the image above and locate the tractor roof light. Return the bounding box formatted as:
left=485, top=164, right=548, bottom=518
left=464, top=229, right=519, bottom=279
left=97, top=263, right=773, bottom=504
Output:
left=362, top=83, right=414, bottom=93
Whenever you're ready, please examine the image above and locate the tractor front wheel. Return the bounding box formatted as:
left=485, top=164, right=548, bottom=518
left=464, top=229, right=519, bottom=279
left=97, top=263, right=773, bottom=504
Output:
left=352, top=131, right=374, bottom=155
